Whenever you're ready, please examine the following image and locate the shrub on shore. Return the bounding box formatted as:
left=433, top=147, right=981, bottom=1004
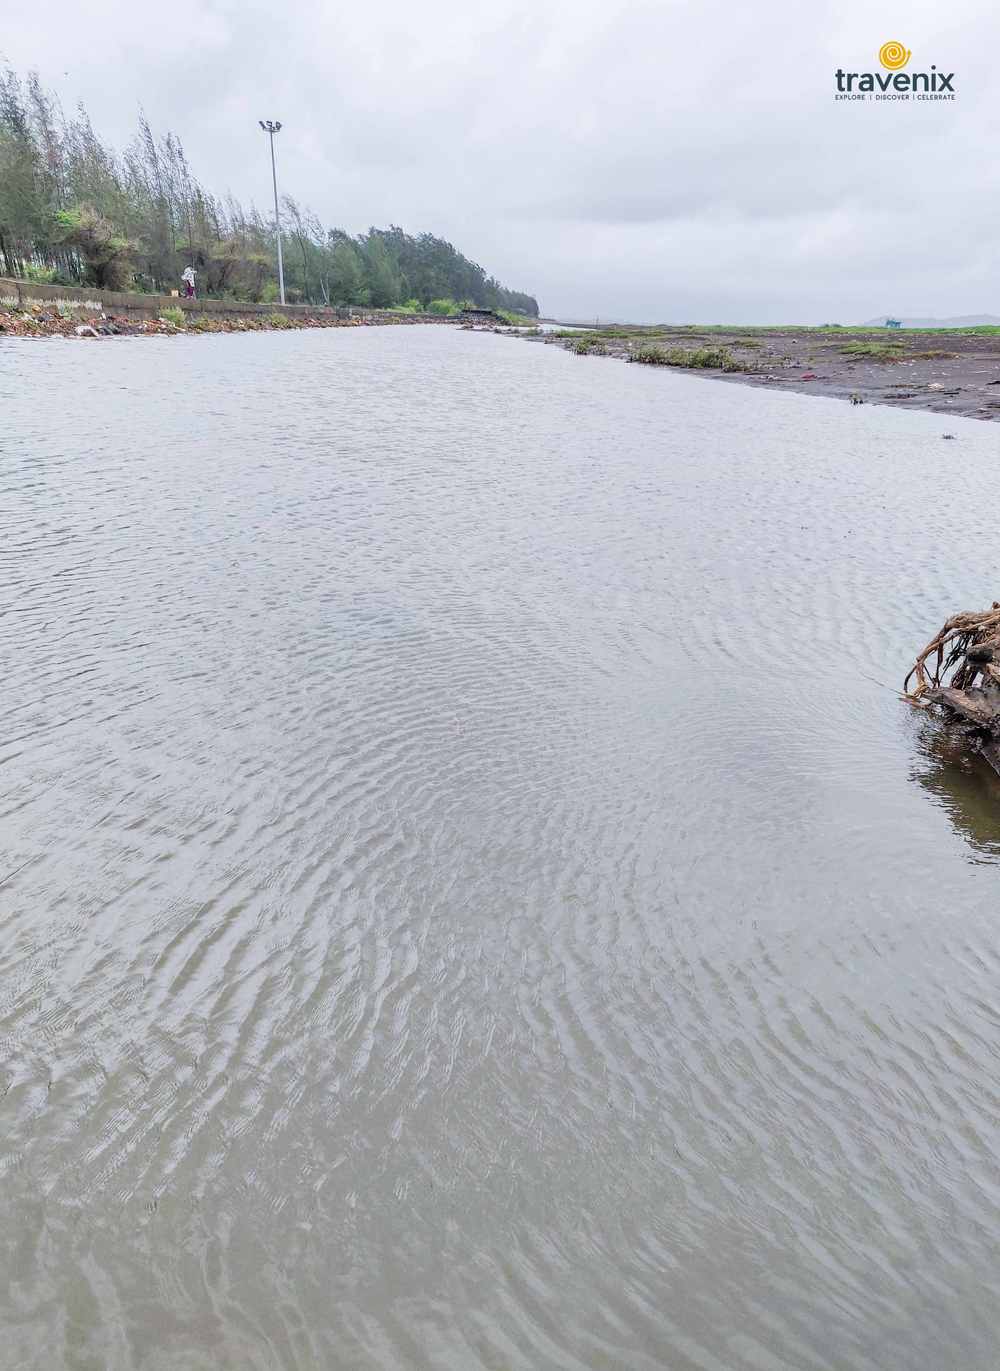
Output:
left=629, top=344, right=746, bottom=372
left=160, top=307, right=185, bottom=327
left=497, top=309, right=539, bottom=327
left=839, top=341, right=905, bottom=361
left=21, top=263, right=59, bottom=284
left=630, top=344, right=668, bottom=365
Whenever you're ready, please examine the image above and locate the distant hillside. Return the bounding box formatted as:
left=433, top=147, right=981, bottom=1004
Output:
left=862, top=314, right=1000, bottom=328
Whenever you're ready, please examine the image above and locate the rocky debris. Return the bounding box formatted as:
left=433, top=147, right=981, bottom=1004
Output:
left=0, top=300, right=452, bottom=341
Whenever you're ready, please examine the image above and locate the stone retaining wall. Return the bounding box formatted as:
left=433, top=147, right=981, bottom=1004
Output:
left=0, top=277, right=450, bottom=326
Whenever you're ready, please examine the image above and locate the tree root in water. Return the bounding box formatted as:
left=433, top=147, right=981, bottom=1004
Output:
left=906, top=604, right=1000, bottom=775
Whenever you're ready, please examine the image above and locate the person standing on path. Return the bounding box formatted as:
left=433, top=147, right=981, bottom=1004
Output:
left=181, top=266, right=197, bottom=299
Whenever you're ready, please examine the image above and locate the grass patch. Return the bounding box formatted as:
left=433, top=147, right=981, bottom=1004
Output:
left=629, top=344, right=670, bottom=365
left=160, top=306, right=185, bottom=327
left=572, top=336, right=607, bottom=356
left=839, top=341, right=906, bottom=361
left=910, top=348, right=956, bottom=360
left=497, top=309, right=538, bottom=327
left=629, top=345, right=746, bottom=372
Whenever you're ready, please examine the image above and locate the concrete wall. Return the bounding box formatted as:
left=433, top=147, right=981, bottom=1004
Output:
left=0, top=276, right=450, bottom=326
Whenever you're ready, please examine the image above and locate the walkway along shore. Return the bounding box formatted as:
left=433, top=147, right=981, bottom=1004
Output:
left=0, top=274, right=457, bottom=339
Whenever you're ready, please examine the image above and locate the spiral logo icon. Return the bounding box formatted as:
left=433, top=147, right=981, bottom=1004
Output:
left=878, top=41, right=911, bottom=70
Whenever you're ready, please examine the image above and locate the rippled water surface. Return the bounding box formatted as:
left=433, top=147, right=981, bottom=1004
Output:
left=4, top=326, right=1000, bottom=1370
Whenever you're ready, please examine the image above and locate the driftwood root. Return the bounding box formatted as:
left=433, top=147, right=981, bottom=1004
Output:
left=906, top=603, right=1000, bottom=776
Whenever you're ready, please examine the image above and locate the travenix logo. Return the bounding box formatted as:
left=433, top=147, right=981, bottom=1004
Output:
left=835, top=43, right=955, bottom=101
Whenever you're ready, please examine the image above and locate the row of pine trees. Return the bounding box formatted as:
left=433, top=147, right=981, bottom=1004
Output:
left=0, top=69, right=539, bottom=315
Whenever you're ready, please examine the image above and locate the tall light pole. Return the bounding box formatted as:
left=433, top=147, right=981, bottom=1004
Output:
left=259, top=120, right=285, bottom=305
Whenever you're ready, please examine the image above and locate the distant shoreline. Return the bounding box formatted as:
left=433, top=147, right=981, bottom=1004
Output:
left=10, top=290, right=994, bottom=427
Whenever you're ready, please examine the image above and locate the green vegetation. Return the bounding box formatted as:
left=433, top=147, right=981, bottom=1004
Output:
left=20, top=261, right=57, bottom=283
left=0, top=67, right=539, bottom=314
left=629, top=345, right=668, bottom=364
left=839, top=341, right=906, bottom=361
left=496, top=308, right=538, bottom=327
left=572, top=336, right=608, bottom=355
left=426, top=297, right=462, bottom=315
left=52, top=205, right=133, bottom=289
left=629, top=344, right=746, bottom=372
left=160, top=306, right=185, bottom=327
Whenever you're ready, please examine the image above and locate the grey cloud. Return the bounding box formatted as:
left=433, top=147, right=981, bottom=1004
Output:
left=3, top=0, right=998, bottom=322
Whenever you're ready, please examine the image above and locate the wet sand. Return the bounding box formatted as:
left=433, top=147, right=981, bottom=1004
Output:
left=527, top=325, right=1000, bottom=423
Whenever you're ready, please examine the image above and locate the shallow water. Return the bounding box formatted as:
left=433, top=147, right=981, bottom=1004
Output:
left=3, top=326, right=1000, bottom=1371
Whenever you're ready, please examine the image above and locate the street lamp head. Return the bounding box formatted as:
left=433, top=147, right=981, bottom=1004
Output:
left=259, top=119, right=283, bottom=134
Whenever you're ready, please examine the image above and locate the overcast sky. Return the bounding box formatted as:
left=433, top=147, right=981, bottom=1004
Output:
left=3, top=0, right=997, bottom=322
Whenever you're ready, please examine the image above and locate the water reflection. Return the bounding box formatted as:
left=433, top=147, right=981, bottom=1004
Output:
left=912, top=717, right=1000, bottom=859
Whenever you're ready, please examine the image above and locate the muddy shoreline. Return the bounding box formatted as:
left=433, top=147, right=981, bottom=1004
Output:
left=524, top=325, right=1000, bottom=423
